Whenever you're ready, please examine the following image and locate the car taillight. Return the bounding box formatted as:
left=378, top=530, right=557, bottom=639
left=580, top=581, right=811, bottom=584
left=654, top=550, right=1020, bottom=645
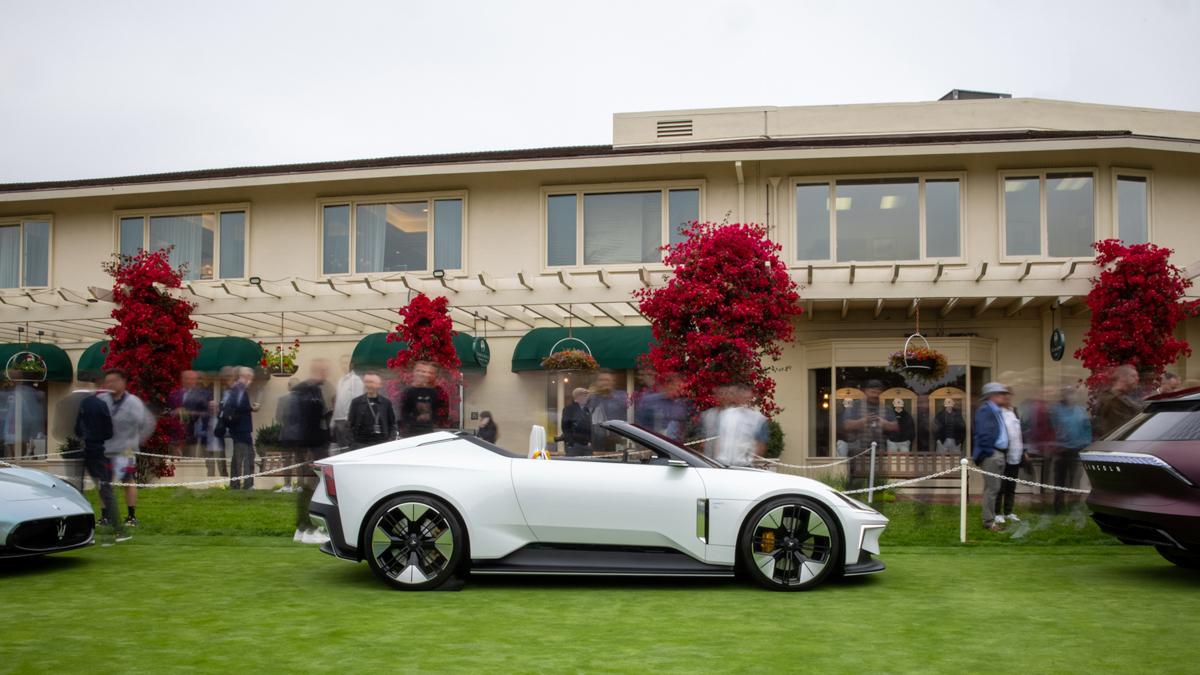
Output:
left=322, top=464, right=337, bottom=501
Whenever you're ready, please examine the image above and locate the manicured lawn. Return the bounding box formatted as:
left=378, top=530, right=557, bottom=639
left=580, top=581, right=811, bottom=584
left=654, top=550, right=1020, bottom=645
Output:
left=3, top=490, right=1197, bottom=673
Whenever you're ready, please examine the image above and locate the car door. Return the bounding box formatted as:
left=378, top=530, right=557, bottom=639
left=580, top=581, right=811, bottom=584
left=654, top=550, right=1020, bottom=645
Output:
left=510, top=440, right=709, bottom=561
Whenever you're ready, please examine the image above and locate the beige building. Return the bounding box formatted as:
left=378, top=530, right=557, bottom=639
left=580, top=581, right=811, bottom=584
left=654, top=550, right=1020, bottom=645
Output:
left=2, top=91, right=1199, bottom=463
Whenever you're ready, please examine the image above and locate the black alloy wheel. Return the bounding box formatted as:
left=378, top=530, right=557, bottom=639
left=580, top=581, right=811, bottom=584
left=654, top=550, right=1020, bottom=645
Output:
left=740, top=496, right=842, bottom=591
left=363, top=495, right=466, bottom=590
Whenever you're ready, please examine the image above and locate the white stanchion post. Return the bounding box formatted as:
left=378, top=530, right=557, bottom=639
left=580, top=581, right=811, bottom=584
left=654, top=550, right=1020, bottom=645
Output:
left=959, top=458, right=968, bottom=543
left=867, top=441, right=877, bottom=504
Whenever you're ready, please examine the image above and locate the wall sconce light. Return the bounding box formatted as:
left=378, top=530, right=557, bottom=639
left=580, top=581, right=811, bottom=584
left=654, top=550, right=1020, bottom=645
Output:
left=432, top=269, right=446, bottom=279
left=248, top=276, right=263, bottom=285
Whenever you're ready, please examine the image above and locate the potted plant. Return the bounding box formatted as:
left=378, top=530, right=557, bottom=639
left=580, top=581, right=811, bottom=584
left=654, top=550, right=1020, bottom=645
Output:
left=6, top=351, right=48, bottom=382
left=541, top=348, right=599, bottom=372
left=888, top=345, right=948, bottom=383
left=259, top=339, right=300, bottom=377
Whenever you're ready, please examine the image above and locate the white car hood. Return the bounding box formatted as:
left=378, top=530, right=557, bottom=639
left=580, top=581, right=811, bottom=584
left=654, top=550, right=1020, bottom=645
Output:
left=0, top=467, right=83, bottom=503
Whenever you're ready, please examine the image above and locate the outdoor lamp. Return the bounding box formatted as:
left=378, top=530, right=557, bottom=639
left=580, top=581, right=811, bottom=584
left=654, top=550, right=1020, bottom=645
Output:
left=432, top=269, right=446, bottom=279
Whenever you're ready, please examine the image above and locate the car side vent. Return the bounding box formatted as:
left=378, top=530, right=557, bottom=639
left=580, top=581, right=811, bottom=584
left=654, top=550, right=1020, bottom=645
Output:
left=656, top=119, right=693, bottom=138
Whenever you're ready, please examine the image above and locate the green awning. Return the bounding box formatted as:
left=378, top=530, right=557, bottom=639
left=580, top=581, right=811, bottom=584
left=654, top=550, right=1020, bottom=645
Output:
left=351, top=333, right=487, bottom=373
left=511, top=326, right=654, bottom=372
left=77, top=337, right=262, bottom=379
left=0, top=343, right=73, bottom=382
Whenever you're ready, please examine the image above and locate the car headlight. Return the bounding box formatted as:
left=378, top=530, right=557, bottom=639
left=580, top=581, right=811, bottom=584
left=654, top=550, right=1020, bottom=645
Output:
left=833, top=490, right=879, bottom=514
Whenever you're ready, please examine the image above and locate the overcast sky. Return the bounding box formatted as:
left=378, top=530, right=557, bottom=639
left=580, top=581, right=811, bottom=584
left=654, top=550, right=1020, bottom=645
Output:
left=2, top=0, right=1197, bottom=183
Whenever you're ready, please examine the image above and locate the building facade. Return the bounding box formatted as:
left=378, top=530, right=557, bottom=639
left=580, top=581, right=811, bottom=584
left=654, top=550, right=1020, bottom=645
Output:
left=2, top=94, right=1199, bottom=462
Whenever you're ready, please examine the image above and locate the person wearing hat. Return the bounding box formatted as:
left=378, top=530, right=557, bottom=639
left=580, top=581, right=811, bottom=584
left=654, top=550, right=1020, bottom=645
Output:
left=973, top=382, right=1013, bottom=532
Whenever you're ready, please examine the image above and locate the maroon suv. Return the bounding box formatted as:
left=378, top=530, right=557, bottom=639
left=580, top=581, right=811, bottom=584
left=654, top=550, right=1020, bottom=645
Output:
left=1082, top=387, right=1200, bottom=569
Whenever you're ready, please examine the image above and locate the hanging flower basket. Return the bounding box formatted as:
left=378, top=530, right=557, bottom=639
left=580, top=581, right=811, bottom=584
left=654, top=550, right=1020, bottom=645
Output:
left=888, top=333, right=947, bottom=383
left=259, top=339, right=300, bottom=378
left=541, top=348, right=598, bottom=372
left=5, top=351, right=47, bottom=382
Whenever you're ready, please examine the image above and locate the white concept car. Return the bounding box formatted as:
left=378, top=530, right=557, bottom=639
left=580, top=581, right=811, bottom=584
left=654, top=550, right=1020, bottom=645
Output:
left=309, top=421, right=888, bottom=591
left=1, top=465, right=95, bottom=558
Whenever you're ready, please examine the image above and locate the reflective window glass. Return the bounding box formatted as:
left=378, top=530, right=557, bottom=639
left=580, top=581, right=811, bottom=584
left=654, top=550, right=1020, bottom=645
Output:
left=433, top=199, right=463, bottom=270
left=0, top=225, right=18, bottom=288
left=1045, top=172, right=1094, bottom=257
left=149, top=213, right=215, bottom=280
left=1116, top=175, right=1149, bottom=244
left=925, top=180, right=960, bottom=258
left=583, top=191, right=662, bottom=265
left=667, top=189, right=700, bottom=246
left=218, top=211, right=245, bottom=279
left=356, top=202, right=428, bottom=273
left=546, top=194, right=577, bottom=266
left=21, top=220, right=50, bottom=287
left=1004, top=177, right=1040, bottom=256
left=795, top=184, right=830, bottom=260
left=322, top=205, right=350, bottom=275
left=835, top=178, right=919, bottom=262
left=120, top=216, right=144, bottom=258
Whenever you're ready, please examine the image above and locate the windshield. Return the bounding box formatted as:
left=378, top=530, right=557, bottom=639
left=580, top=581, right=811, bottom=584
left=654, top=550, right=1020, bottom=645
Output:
left=624, top=424, right=728, bottom=468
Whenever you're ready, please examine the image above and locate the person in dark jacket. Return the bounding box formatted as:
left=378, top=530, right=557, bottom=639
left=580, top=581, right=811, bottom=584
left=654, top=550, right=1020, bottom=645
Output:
left=399, top=361, right=449, bottom=438
left=74, top=388, right=125, bottom=539
left=933, top=398, right=967, bottom=454
left=347, top=372, right=396, bottom=450
left=973, top=382, right=1013, bottom=532
left=476, top=410, right=498, bottom=444
left=289, top=366, right=330, bottom=544
left=217, top=367, right=256, bottom=490
left=560, top=388, right=592, bottom=456
left=885, top=398, right=915, bottom=451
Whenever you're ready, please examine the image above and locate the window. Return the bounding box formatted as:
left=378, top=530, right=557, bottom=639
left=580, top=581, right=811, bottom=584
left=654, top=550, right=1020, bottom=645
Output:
left=544, top=184, right=702, bottom=267
left=1113, top=171, right=1151, bottom=244
left=793, top=175, right=961, bottom=262
left=1002, top=170, right=1095, bottom=258
left=1110, top=411, right=1200, bottom=441
left=0, top=217, right=50, bottom=288
left=116, top=206, right=247, bottom=280
left=320, top=194, right=464, bottom=275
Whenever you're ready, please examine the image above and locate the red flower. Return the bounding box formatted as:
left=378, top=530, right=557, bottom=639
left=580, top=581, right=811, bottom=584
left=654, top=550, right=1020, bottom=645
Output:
left=634, top=222, right=803, bottom=417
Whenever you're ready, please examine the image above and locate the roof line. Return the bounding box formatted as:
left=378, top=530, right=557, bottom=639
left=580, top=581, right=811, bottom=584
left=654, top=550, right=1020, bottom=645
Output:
left=2, top=128, right=1184, bottom=195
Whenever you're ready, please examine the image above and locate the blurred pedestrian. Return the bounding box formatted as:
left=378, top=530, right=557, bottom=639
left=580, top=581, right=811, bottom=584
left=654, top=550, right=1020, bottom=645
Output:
left=74, top=382, right=126, bottom=542
left=347, top=372, right=396, bottom=449
left=996, top=397, right=1026, bottom=524
left=841, top=380, right=897, bottom=453
left=399, top=361, right=448, bottom=437
left=217, top=366, right=256, bottom=490
left=1050, top=385, right=1092, bottom=514
left=98, top=368, right=154, bottom=528
left=972, top=382, right=1012, bottom=532
left=289, top=364, right=330, bottom=544
left=1093, top=364, right=1142, bottom=439
left=586, top=370, right=628, bottom=453
left=171, top=370, right=211, bottom=458
left=1, top=382, right=44, bottom=459
left=331, top=355, right=363, bottom=452
left=1158, top=372, right=1182, bottom=395
left=205, top=368, right=234, bottom=477
left=933, top=397, right=966, bottom=454
left=635, top=372, right=691, bottom=441
left=274, top=378, right=300, bottom=493
left=560, top=387, right=592, bottom=456
left=476, top=410, right=498, bottom=444
left=707, top=383, right=767, bottom=467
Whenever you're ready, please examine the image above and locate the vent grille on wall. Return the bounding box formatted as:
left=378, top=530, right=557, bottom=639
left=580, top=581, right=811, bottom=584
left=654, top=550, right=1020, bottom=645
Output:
left=656, top=119, right=693, bottom=138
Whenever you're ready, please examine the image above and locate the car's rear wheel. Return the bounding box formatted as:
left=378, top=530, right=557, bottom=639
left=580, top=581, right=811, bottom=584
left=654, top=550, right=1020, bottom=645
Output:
left=740, top=496, right=842, bottom=591
left=363, top=495, right=465, bottom=590
left=1155, top=545, right=1200, bottom=570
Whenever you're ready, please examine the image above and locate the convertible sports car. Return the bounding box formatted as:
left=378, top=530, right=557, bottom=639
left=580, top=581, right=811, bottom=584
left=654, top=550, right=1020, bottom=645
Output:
left=310, top=420, right=888, bottom=591
left=1, top=464, right=95, bottom=558
left=1082, top=387, right=1200, bottom=569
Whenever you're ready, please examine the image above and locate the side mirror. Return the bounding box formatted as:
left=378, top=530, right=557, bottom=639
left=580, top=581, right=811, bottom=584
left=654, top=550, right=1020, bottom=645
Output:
left=666, top=459, right=689, bottom=468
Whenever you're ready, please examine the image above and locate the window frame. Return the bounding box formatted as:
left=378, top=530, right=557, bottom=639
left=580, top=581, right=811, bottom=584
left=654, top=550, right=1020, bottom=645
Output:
left=111, top=203, right=251, bottom=281
left=315, top=190, right=468, bottom=278
left=788, top=171, right=967, bottom=265
left=1110, top=168, right=1153, bottom=243
left=0, top=214, right=54, bottom=289
left=540, top=180, right=706, bottom=271
left=997, top=168, right=1099, bottom=262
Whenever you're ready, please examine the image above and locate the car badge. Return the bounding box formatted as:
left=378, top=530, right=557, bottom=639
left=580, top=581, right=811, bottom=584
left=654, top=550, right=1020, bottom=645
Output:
left=57, top=519, right=68, bottom=541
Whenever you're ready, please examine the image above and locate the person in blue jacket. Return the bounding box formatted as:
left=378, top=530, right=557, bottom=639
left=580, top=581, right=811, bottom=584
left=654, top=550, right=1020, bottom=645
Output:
left=217, top=366, right=257, bottom=490
left=973, top=382, right=1013, bottom=532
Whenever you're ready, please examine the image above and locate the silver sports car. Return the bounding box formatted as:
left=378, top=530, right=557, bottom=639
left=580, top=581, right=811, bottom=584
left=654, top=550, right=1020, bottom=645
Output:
left=1, top=465, right=95, bottom=558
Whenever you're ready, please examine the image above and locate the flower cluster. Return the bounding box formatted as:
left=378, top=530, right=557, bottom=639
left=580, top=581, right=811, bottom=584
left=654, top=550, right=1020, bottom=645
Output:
left=1075, top=239, right=1198, bottom=390
left=888, top=347, right=948, bottom=383
left=259, top=339, right=301, bottom=376
left=635, top=221, right=803, bottom=416
left=101, top=249, right=199, bottom=478
left=540, top=349, right=598, bottom=372
left=6, top=352, right=48, bottom=380
left=386, top=293, right=463, bottom=423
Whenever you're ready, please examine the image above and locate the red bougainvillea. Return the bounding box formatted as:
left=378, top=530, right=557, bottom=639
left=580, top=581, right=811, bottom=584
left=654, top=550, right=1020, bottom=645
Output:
left=386, top=293, right=462, bottom=423
left=635, top=222, right=803, bottom=416
left=1075, top=239, right=1198, bottom=390
left=101, top=250, right=199, bottom=478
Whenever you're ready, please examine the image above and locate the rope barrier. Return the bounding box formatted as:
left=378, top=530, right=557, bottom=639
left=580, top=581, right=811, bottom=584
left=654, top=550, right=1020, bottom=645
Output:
left=965, top=465, right=1091, bottom=494
left=840, top=466, right=962, bottom=495
left=758, top=446, right=875, bottom=470
left=0, top=457, right=312, bottom=489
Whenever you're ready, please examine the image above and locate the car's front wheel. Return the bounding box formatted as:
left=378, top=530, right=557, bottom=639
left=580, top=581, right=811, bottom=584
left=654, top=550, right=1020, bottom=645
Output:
left=363, top=495, right=466, bottom=590
left=740, top=496, right=842, bottom=591
left=1156, top=545, right=1200, bottom=570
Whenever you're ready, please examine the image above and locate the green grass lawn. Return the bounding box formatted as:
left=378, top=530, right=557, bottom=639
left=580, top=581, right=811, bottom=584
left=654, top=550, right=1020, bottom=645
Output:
left=3, top=490, right=1197, bottom=673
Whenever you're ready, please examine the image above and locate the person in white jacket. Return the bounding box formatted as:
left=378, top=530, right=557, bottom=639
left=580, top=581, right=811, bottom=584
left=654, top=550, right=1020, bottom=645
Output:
left=98, top=368, right=155, bottom=528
